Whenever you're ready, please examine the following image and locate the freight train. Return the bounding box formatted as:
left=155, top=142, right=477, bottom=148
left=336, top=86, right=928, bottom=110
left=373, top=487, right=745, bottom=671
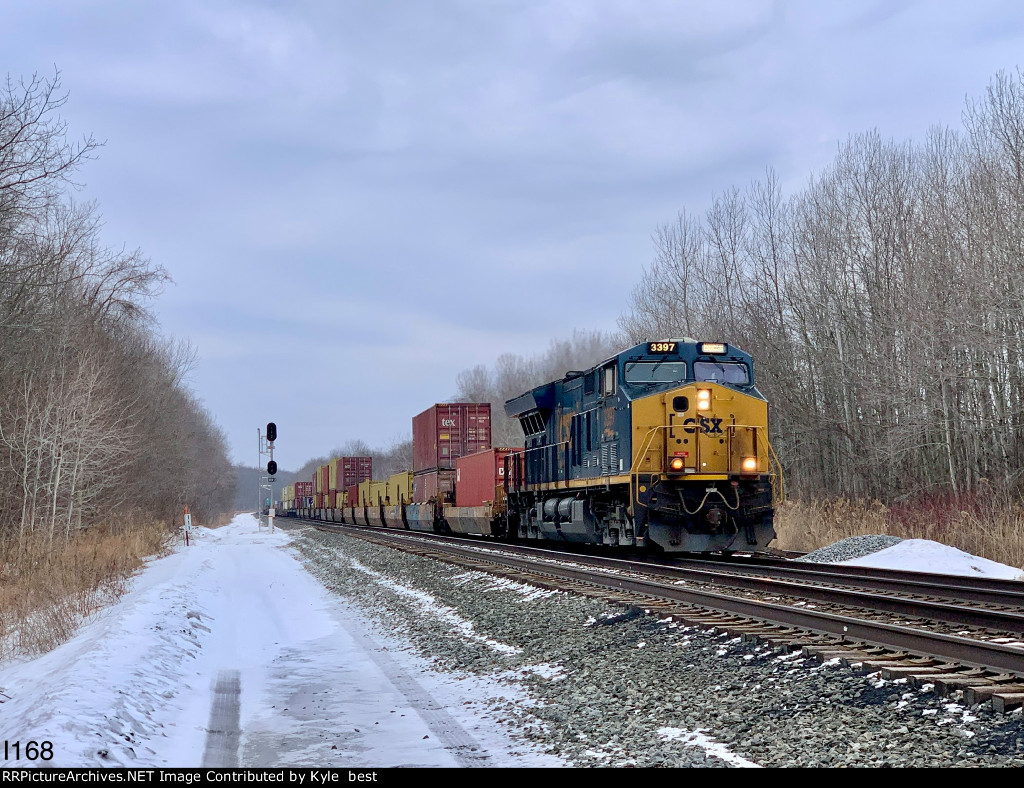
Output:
left=278, top=338, right=778, bottom=553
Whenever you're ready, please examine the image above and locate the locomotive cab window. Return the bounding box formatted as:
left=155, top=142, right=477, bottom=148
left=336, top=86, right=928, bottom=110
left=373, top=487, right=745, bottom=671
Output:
left=601, top=364, right=616, bottom=397
left=624, top=361, right=687, bottom=384
left=693, top=361, right=750, bottom=386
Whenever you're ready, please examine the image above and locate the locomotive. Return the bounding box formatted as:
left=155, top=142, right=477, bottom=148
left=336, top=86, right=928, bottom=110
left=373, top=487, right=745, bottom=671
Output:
left=504, top=338, right=776, bottom=553
left=281, top=338, right=777, bottom=554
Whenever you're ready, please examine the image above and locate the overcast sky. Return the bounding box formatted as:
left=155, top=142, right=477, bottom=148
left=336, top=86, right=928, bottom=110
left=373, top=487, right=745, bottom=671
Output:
left=5, top=1, right=1024, bottom=470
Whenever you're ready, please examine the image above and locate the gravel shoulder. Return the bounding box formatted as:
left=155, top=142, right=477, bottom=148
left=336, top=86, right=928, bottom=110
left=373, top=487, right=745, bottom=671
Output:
left=291, top=525, right=1024, bottom=768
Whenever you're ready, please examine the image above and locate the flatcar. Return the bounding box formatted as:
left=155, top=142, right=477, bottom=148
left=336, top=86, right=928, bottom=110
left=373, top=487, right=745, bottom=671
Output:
left=503, top=338, right=776, bottom=552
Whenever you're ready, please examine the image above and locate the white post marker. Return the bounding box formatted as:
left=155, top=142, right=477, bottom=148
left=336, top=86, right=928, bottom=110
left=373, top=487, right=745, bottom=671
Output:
left=268, top=507, right=275, bottom=533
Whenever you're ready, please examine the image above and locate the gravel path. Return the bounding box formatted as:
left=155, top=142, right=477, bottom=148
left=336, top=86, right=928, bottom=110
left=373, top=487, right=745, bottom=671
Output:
left=290, top=525, right=1024, bottom=767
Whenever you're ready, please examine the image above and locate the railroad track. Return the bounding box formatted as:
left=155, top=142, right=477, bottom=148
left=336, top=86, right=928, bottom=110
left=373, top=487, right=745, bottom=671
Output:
left=287, top=518, right=1024, bottom=713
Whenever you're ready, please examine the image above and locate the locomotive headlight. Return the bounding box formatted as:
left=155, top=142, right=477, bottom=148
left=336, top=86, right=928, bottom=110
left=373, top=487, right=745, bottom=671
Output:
left=696, top=388, right=711, bottom=410
left=669, top=456, right=685, bottom=472
left=742, top=456, right=757, bottom=472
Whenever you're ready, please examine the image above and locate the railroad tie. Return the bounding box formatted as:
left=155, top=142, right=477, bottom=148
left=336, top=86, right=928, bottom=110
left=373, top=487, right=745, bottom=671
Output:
left=967, top=684, right=1024, bottom=705
left=802, top=644, right=862, bottom=662
left=854, top=656, right=918, bottom=668
left=840, top=653, right=904, bottom=669
left=931, top=675, right=996, bottom=696
left=877, top=665, right=943, bottom=680
left=802, top=648, right=852, bottom=661
left=991, top=692, right=1024, bottom=713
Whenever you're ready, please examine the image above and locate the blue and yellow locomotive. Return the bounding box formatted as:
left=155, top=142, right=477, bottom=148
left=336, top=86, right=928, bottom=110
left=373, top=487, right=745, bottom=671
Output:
left=504, top=339, right=776, bottom=552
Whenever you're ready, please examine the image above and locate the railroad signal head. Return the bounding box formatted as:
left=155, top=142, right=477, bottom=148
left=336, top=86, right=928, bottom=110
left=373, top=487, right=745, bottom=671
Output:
left=267, top=460, right=278, bottom=476
left=266, top=422, right=277, bottom=442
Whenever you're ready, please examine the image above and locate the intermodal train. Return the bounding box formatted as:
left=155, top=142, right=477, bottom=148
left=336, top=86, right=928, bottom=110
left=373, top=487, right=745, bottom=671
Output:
left=278, top=338, right=778, bottom=553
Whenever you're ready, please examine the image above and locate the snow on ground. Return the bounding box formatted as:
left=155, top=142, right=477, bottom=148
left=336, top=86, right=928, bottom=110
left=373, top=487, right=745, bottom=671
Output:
left=0, top=514, right=563, bottom=768
left=840, top=539, right=1024, bottom=580
left=657, top=727, right=761, bottom=768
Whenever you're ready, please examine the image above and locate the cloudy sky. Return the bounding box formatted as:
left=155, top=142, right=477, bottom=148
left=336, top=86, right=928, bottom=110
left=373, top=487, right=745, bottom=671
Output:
left=5, top=1, right=1024, bottom=470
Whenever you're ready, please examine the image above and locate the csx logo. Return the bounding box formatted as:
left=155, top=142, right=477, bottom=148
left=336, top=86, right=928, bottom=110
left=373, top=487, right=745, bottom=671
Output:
left=681, top=417, right=723, bottom=434
left=441, top=418, right=456, bottom=427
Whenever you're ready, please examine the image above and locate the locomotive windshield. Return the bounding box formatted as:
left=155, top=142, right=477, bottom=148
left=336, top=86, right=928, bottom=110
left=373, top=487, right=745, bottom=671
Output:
left=624, top=361, right=687, bottom=384
left=694, top=361, right=750, bottom=385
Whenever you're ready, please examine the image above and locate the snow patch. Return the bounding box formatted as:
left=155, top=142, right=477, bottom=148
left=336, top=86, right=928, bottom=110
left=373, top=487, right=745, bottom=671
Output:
left=657, top=727, right=761, bottom=768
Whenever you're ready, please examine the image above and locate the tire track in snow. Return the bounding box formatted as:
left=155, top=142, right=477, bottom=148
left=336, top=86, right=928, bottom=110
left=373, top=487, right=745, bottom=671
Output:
left=201, top=670, right=241, bottom=767
left=339, top=618, right=488, bottom=767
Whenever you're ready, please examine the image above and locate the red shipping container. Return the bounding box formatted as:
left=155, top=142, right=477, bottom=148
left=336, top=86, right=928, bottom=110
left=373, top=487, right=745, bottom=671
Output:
left=412, top=403, right=492, bottom=473
left=455, top=447, right=521, bottom=507
left=346, top=484, right=359, bottom=508
left=326, top=491, right=337, bottom=508
left=294, top=481, right=313, bottom=497
left=413, top=469, right=456, bottom=503
left=338, top=456, right=373, bottom=490
left=314, top=493, right=324, bottom=508
left=319, top=465, right=330, bottom=494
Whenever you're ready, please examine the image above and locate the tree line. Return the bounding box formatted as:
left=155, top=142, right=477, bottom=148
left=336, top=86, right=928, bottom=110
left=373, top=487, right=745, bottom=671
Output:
left=0, top=70, right=236, bottom=547
left=620, top=69, right=1024, bottom=503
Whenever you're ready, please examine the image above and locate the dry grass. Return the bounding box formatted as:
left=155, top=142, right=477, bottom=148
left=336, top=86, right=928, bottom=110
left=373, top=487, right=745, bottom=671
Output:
left=775, top=489, right=1024, bottom=571
left=207, top=511, right=238, bottom=528
left=0, top=513, right=173, bottom=660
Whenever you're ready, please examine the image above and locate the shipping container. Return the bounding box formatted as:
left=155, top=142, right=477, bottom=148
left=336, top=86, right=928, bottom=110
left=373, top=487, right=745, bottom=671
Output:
left=337, top=456, right=373, bottom=490
left=326, top=490, right=337, bottom=509
left=329, top=460, right=339, bottom=491
left=412, top=469, right=457, bottom=504
left=455, top=447, right=521, bottom=507
left=346, top=484, right=359, bottom=509
left=365, top=480, right=387, bottom=526
left=412, top=403, right=492, bottom=473
left=387, top=471, right=413, bottom=505
left=295, top=481, right=313, bottom=498
left=320, top=465, right=330, bottom=495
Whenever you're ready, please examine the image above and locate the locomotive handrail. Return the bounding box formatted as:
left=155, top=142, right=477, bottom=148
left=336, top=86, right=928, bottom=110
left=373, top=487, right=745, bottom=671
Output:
left=767, top=437, right=786, bottom=502
left=630, top=425, right=670, bottom=474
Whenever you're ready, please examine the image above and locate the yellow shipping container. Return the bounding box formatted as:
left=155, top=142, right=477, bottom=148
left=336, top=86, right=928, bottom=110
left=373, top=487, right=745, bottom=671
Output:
left=387, top=471, right=413, bottom=505
left=316, top=464, right=329, bottom=494
left=329, top=459, right=340, bottom=491
left=370, top=481, right=388, bottom=506
left=357, top=480, right=373, bottom=507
